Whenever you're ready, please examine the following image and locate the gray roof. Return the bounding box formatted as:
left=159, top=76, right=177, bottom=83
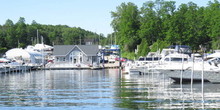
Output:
left=53, top=45, right=74, bottom=56
left=53, top=45, right=99, bottom=56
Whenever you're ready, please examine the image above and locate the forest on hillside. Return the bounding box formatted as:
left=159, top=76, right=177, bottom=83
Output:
left=0, top=17, right=107, bottom=53
left=111, top=0, right=220, bottom=58
left=1, top=0, right=220, bottom=59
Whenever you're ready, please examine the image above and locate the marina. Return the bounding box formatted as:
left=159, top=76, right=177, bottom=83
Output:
left=1, top=0, right=220, bottom=109
left=0, top=44, right=220, bottom=109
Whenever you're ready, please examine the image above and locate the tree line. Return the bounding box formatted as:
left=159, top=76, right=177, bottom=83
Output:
left=111, top=0, right=220, bottom=59
left=0, top=17, right=106, bottom=53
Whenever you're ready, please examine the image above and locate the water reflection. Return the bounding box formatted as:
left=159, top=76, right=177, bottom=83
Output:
left=0, top=69, right=122, bottom=109
left=118, top=73, right=220, bottom=109
left=0, top=69, right=220, bottom=109
left=115, top=73, right=169, bottom=109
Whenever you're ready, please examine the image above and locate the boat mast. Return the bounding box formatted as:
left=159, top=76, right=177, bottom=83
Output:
left=37, top=29, right=39, bottom=44
left=41, top=35, right=44, bottom=44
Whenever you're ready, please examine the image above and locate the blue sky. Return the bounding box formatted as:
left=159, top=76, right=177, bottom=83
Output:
left=0, top=0, right=210, bottom=36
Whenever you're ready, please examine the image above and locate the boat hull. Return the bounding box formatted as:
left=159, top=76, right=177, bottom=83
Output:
left=170, top=77, right=210, bottom=83
left=161, top=69, right=220, bottom=83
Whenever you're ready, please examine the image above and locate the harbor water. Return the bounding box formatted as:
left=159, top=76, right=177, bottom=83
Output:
left=0, top=69, right=220, bottom=109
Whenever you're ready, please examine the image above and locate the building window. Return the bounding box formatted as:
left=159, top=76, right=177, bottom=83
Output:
left=87, top=57, right=89, bottom=61
left=63, top=58, right=65, bottom=61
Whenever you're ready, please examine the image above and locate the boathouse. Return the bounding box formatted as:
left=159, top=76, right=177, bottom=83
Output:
left=53, top=45, right=100, bottom=65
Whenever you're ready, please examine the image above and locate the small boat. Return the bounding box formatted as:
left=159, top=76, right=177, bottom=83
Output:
left=123, top=52, right=161, bottom=75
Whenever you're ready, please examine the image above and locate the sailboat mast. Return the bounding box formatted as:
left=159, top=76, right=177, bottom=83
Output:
left=37, top=29, right=39, bottom=44
left=41, top=36, right=44, bottom=44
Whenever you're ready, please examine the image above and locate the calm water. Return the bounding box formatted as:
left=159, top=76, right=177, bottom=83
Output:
left=0, top=69, right=220, bottom=109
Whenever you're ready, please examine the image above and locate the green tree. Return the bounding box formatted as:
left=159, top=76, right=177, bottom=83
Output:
left=150, top=40, right=170, bottom=52
left=15, top=17, right=28, bottom=48
left=206, top=0, right=220, bottom=49
left=137, top=38, right=150, bottom=56
left=4, top=19, right=16, bottom=48
left=111, top=2, right=140, bottom=52
left=139, top=1, right=157, bottom=45
left=0, top=25, right=7, bottom=52
left=0, top=17, right=105, bottom=51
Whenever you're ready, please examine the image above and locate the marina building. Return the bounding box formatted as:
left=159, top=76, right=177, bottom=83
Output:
left=53, top=45, right=100, bottom=65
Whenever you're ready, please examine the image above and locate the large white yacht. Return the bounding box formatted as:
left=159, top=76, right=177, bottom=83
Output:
left=155, top=50, right=220, bottom=83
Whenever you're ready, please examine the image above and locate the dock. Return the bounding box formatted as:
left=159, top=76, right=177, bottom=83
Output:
left=41, top=61, right=122, bottom=70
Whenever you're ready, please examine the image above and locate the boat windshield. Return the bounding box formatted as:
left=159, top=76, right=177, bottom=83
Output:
left=165, top=58, right=188, bottom=62
left=138, top=58, right=145, bottom=61
left=139, top=57, right=161, bottom=61
left=145, top=57, right=161, bottom=61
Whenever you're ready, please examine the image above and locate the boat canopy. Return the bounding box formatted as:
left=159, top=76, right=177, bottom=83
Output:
left=34, top=44, right=53, bottom=51
left=6, top=48, right=31, bottom=60
left=5, top=48, right=43, bottom=64
left=167, top=45, right=192, bottom=55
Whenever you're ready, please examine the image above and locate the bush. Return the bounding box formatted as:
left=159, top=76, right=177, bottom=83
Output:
left=121, top=51, right=136, bottom=60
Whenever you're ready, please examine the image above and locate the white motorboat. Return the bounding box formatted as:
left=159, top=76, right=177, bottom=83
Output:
left=153, top=52, right=193, bottom=82
left=123, top=61, right=141, bottom=74
left=124, top=51, right=161, bottom=75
